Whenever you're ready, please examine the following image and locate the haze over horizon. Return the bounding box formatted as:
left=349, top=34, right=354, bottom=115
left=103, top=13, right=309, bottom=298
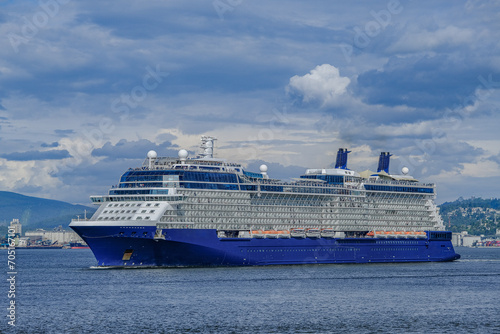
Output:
left=0, top=1, right=499, bottom=205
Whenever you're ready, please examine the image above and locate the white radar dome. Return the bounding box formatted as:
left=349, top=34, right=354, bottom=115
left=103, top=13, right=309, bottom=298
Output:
left=401, top=166, right=409, bottom=175
left=260, top=164, right=268, bottom=173
left=178, top=149, right=189, bottom=159
left=147, top=150, right=157, bottom=158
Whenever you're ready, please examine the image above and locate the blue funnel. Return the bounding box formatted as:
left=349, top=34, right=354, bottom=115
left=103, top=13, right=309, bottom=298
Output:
left=377, top=152, right=392, bottom=173
left=335, top=148, right=351, bottom=169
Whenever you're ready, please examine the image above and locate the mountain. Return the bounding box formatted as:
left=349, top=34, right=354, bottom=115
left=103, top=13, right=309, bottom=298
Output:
left=0, top=191, right=95, bottom=232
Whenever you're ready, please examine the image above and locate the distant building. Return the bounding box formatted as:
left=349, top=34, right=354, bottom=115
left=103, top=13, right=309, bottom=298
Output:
left=452, top=232, right=482, bottom=247
left=9, top=219, right=22, bottom=236
left=462, top=235, right=481, bottom=247
left=25, top=228, right=85, bottom=245
left=18, top=237, right=29, bottom=247
left=451, top=233, right=461, bottom=247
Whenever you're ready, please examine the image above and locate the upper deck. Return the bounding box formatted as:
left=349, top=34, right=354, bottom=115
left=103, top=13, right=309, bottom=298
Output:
left=90, top=137, right=435, bottom=203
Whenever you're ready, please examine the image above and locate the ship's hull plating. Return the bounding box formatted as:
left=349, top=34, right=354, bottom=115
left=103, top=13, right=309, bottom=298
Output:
left=70, top=225, right=460, bottom=267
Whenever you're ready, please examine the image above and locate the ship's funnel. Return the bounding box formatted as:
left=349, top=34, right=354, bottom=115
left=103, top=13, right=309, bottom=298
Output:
left=335, top=148, right=351, bottom=169
left=377, top=152, right=392, bottom=173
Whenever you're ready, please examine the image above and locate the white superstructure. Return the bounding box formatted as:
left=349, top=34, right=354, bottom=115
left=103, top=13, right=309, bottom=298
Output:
left=84, top=137, right=444, bottom=236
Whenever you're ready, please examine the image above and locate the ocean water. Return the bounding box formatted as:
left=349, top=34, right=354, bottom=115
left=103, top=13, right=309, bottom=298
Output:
left=1, top=247, right=499, bottom=334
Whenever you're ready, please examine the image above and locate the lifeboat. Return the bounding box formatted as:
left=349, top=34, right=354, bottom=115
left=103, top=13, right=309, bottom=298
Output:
left=278, top=230, right=291, bottom=238
left=405, top=231, right=417, bottom=239
left=290, top=228, right=306, bottom=238
left=321, top=228, right=335, bottom=238
left=416, top=231, right=427, bottom=239
left=395, top=231, right=406, bottom=239
left=251, top=230, right=265, bottom=238
left=306, top=228, right=321, bottom=238
left=264, top=230, right=279, bottom=238
left=384, top=231, right=396, bottom=239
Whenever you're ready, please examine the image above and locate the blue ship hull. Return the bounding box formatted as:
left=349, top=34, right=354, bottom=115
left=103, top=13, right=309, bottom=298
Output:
left=70, top=226, right=460, bottom=267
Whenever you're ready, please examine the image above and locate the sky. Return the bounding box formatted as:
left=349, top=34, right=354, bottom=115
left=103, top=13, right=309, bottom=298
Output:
left=0, top=0, right=499, bottom=205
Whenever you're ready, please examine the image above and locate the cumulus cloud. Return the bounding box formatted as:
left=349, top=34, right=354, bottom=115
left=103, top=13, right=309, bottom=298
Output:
left=0, top=159, right=65, bottom=200
left=287, top=64, right=351, bottom=107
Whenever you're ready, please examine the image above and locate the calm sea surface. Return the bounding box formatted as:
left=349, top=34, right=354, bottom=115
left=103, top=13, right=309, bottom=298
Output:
left=1, top=247, right=499, bottom=333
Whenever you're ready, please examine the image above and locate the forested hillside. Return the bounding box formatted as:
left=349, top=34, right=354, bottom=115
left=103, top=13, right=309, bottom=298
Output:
left=0, top=191, right=95, bottom=235
left=439, top=197, right=500, bottom=235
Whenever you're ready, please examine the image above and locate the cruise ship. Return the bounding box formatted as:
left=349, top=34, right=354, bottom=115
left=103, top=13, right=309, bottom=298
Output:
left=70, top=136, right=460, bottom=267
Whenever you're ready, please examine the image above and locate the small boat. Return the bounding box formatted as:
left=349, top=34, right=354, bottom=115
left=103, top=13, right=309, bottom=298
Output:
left=290, top=228, right=306, bottom=238
left=384, top=231, right=395, bottom=238
left=251, top=230, right=265, bottom=238
left=306, top=228, right=321, bottom=238
left=405, top=231, right=417, bottom=239
left=395, top=231, right=407, bottom=239
left=278, top=230, right=291, bottom=238
left=321, top=228, right=335, bottom=238
left=416, top=231, right=427, bottom=239
left=264, top=230, right=279, bottom=238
